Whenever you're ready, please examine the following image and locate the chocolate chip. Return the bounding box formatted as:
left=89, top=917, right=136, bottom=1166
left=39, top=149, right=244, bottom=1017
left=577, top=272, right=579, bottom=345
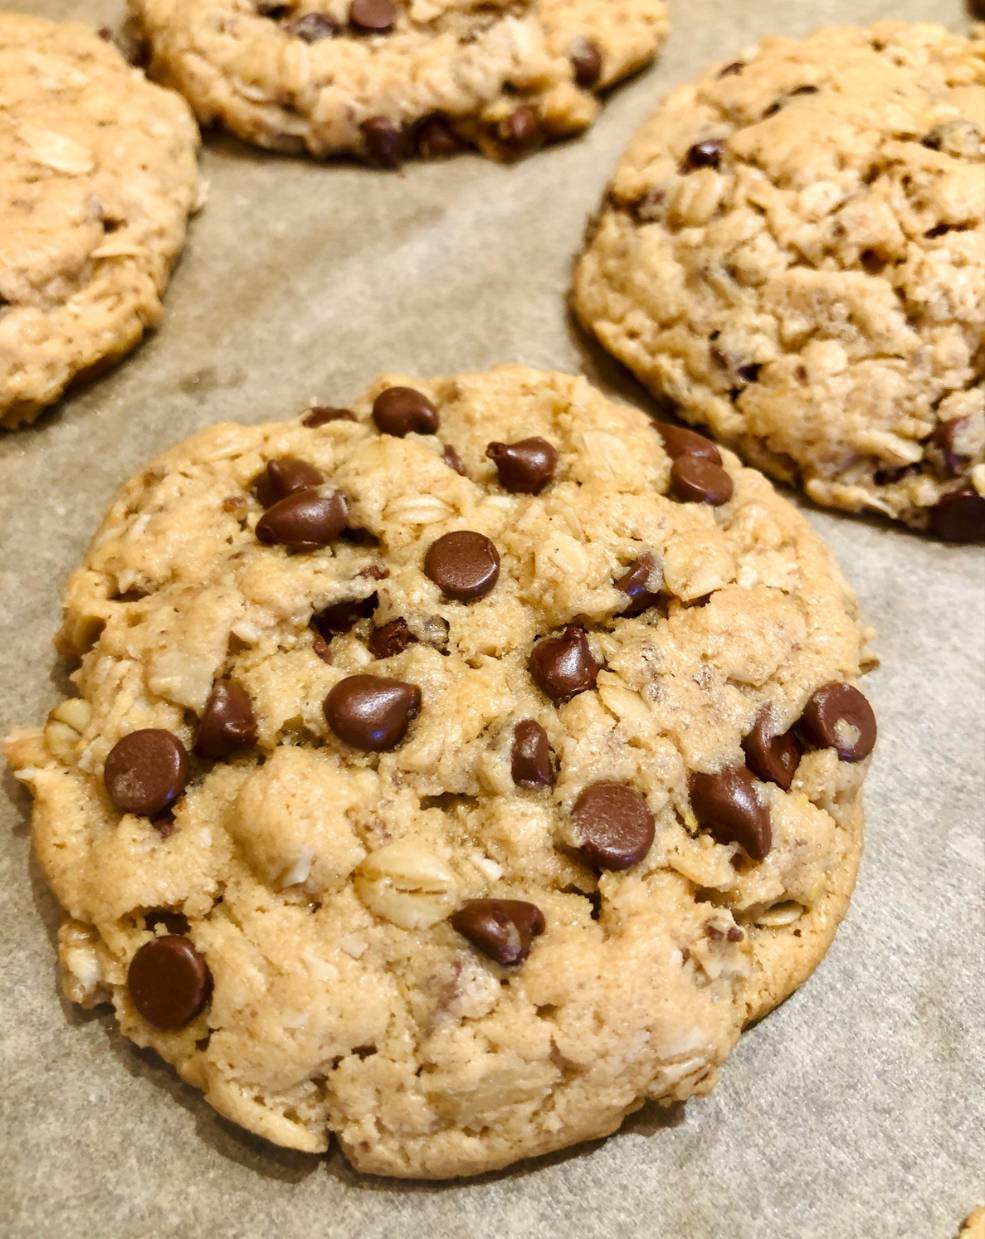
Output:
left=690, top=767, right=771, bottom=860
left=670, top=457, right=734, bottom=506
left=742, top=707, right=800, bottom=790
left=497, top=105, right=541, bottom=154
left=929, top=417, right=972, bottom=478
left=105, top=729, right=189, bottom=817
left=654, top=422, right=722, bottom=464
left=254, top=457, right=324, bottom=508
left=144, top=908, right=190, bottom=935
left=311, top=594, right=378, bottom=643
left=718, top=61, right=744, bottom=77
left=529, top=626, right=599, bottom=704
left=571, top=37, right=602, bottom=88
left=511, top=720, right=555, bottom=788
left=324, top=674, right=420, bottom=750
left=442, top=444, right=466, bottom=475
left=570, top=782, right=655, bottom=870
left=302, top=406, right=356, bottom=427
left=128, top=936, right=212, bottom=1029
left=450, top=899, right=545, bottom=967
left=415, top=114, right=464, bottom=159
left=615, top=553, right=662, bottom=616
left=424, top=531, right=500, bottom=601
left=736, top=362, right=761, bottom=383
left=372, top=386, right=439, bottom=436
left=194, top=681, right=257, bottom=760
left=800, top=683, right=877, bottom=762
left=286, top=12, right=339, bottom=40
left=368, top=617, right=417, bottom=658
left=255, top=488, right=348, bottom=549
left=929, top=487, right=985, bottom=542
left=362, top=117, right=408, bottom=168
left=485, top=437, right=557, bottom=494
left=349, top=0, right=396, bottom=32
left=685, top=139, right=724, bottom=170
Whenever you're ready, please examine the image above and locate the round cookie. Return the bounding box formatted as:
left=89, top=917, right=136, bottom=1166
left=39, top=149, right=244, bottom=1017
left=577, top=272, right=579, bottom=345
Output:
left=5, top=367, right=876, bottom=1178
left=573, top=23, right=985, bottom=540
left=126, top=0, right=668, bottom=165
left=0, top=13, right=201, bottom=429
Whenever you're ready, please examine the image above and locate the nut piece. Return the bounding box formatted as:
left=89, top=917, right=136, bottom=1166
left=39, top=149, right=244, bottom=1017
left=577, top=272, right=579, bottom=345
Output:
left=355, top=838, right=458, bottom=929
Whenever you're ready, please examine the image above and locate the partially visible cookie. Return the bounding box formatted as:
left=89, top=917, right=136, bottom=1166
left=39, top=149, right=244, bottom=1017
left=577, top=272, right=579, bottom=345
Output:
left=0, top=13, right=200, bottom=428
left=6, top=367, right=876, bottom=1178
left=573, top=23, right=985, bottom=539
left=127, top=0, right=668, bottom=165
left=959, top=1209, right=985, bottom=1239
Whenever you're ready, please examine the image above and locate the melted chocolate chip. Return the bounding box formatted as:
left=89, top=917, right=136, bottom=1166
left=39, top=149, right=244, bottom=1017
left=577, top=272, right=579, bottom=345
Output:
left=254, top=457, right=324, bottom=508
left=529, top=626, right=599, bottom=704
left=485, top=437, right=558, bottom=494
left=929, top=415, right=973, bottom=475
left=690, top=767, right=771, bottom=860
left=195, top=681, right=257, bottom=760
left=929, top=487, right=985, bottom=542
left=372, top=387, right=439, bottom=436
left=424, top=531, right=500, bottom=601
left=324, top=674, right=420, bottom=750
left=302, top=406, right=356, bottom=427
left=256, top=488, right=348, bottom=549
left=286, top=12, right=339, bottom=40
left=362, top=117, right=408, bottom=168
left=442, top=444, right=466, bottom=475
left=685, top=139, right=724, bottom=170
left=571, top=782, right=655, bottom=870
left=800, top=683, right=877, bottom=763
left=311, top=594, right=378, bottom=641
left=415, top=114, right=464, bottom=159
left=615, top=554, right=662, bottom=616
left=742, top=706, right=800, bottom=790
left=497, top=105, right=542, bottom=154
left=654, top=422, right=722, bottom=464
left=104, top=729, right=189, bottom=817
left=670, top=456, right=734, bottom=506
left=511, top=720, right=555, bottom=788
left=349, top=0, right=396, bottom=32
left=450, top=899, right=545, bottom=967
left=571, top=37, right=602, bottom=88
left=368, top=617, right=417, bottom=659
left=128, top=935, right=212, bottom=1029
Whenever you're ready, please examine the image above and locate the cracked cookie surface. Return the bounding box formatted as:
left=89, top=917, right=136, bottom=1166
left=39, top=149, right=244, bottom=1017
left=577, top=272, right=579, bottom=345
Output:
left=6, top=366, right=875, bottom=1178
left=573, top=22, right=985, bottom=539
left=0, top=12, right=201, bottom=428
left=127, top=0, right=668, bottom=165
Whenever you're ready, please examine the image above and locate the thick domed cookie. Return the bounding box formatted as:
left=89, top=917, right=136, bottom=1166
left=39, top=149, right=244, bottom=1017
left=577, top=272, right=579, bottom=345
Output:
left=0, top=13, right=201, bottom=428
left=5, top=366, right=875, bottom=1178
left=573, top=23, right=985, bottom=539
left=126, top=0, right=668, bottom=165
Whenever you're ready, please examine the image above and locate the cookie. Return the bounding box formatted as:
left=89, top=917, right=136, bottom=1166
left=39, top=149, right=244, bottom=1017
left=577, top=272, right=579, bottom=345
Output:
left=6, top=367, right=876, bottom=1178
left=127, top=0, right=668, bottom=166
left=0, top=13, right=201, bottom=429
left=959, top=1209, right=985, bottom=1239
left=573, top=23, right=985, bottom=539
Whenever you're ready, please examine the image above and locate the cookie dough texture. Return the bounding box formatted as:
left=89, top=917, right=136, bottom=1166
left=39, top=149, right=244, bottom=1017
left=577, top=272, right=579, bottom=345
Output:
left=6, top=368, right=874, bottom=1178
left=573, top=23, right=985, bottom=532
left=127, top=0, right=668, bottom=163
left=0, top=13, right=200, bottom=428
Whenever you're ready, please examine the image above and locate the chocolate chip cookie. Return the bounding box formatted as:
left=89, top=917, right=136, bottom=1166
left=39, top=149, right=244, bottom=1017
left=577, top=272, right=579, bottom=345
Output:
left=0, top=13, right=201, bottom=428
left=573, top=23, right=985, bottom=539
left=6, top=367, right=876, bottom=1178
left=126, top=0, right=668, bottom=165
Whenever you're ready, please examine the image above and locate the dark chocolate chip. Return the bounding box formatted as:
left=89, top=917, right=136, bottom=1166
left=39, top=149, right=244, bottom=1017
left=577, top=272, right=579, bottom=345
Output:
left=144, top=908, right=190, bottom=935
left=690, top=766, right=771, bottom=860
left=450, top=899, right=545, bottom=967
left=670, top=456, right=734, bottom=506
left=511, top=719, right=555, bottom=788
left=685, top=139, right=724, bottom=170
left=324, top=674, right=420, bottom=750
left=255, top=488, right=348, bottom=549
left=128, top=935, right=212, bottom=1029
left=529, top=626, right=599, bottom=704
left=194, top=681, right=257, bottom=760
left=654, top=422, right=722, bottom=464
left=929, top=417, right=972, bottom=478
left=742, top=706, right=800, bottom=790
left=424, top=531, right=500, bottom=601
left=415, top=114, right=464, bottom=159
left=105, top=729, right=189, bottom=817
left=349, top=0, right=396, bottom=32
left=311, top=594, right=379, bottom=642
left=485, top=437, right=558, bottom=494
left=442, top=444, right=466, bottom=475
left=302, top=406, right=356, bottom=427
left=286, top=12, right=339, bottom=40
left=362, top=117, right=408, bottom=168
left=571, top=37, right=602, bottom=88
left=570, top=782, right=655, bottom=871
left=368, top=617, right=417, bottom=659
left=736, top=362, right=761, bottom=383
left=254, top=457, right=324, bottom=508
left=615, top=553, right=662, bottom=616
left=928, top=487, right=985, bottom=542
left=497, top=105, right=542, bottom=153
left=800, top=683, right=877, bottom=762
left=372, top=386, right=439, bottom=436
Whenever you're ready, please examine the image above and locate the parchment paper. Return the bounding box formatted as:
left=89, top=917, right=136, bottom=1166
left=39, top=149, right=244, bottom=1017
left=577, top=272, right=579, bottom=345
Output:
left=2, top=1, right=983, bottom=1235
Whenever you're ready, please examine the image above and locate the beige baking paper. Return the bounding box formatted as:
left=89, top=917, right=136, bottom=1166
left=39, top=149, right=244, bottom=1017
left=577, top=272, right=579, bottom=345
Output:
left=1, top=0, right=982, bottom=1235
